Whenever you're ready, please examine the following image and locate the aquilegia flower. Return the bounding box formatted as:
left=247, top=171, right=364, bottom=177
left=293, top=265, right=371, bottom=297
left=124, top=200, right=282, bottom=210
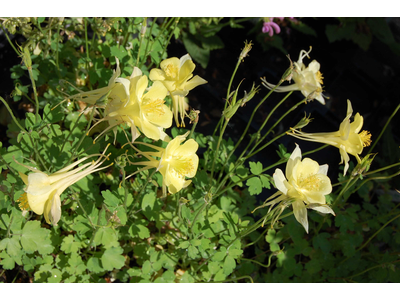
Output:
left=149, top=54, right=207, bottom=127
left=262, top=144, right=334, bottom=233
left=103, top=67, right=173, bottom=142
left=127, top=132, right=199, bottom=196
left=15, top=146, right=111, bottom=226
left=262, top=47, right=326, bottom=104
left=289, top=100, right=372, bottom=176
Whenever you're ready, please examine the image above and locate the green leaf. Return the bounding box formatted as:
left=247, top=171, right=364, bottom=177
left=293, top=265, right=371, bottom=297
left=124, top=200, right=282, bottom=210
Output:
left=188, top=245, right=199, bottom=259
left=60, top=235, right=82, bottom=254
left=260, top=174, right=271, bottom=189
left=211, top=247, right=227, bottom=262
left=141, top=191, right=156, bottom=221
left=94, top=227, right=119, bottom=248
left=21, top=220, right=50, bottom=254
left=102, top=189, right=121, bottom=207
left=87, top=257, right=104, bottom=273
left=223, top=255, right=236, bottom=276
left=249, top=161, right=263, bottom=175
left=182, top=32, right=210, bottom=68
left=101, top=246, right=126, bottom=271
left=129, top=224, right=150, bottom=239
left=246, top=177, right=262, bottom=195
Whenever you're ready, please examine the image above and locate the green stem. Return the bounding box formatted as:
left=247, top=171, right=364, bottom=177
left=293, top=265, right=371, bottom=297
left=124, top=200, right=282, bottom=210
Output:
left=0, top=24, right=20, bottom=55
left=0, top=96, right=27, bottom=134
left=65, top=106, right=96, bottom=166
left=27, top=67, right=40, bottom=124
left=136, top=17, right=148, bottom=67
left=158, top=18, right=179, bottom=66
left=209, top=120, right=229, bottom=185
left=241, top=256, right=274, bottom=268
left=367, top=103, right=400, bottom=155
left=139, top=17, right=157, bottom=69
left=345, top=259, right=400, bottom=280
left=84, top=18, right=92, bottom=90
left=128, top=169, right=157, bottom=217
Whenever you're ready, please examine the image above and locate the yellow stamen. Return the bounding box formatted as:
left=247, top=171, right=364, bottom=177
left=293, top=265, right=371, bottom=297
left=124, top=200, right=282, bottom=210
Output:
left=359, top=130, right=372, bottom=147
left=298, top=174, right=321, bottom=191
left=164, top=64, right=178, bottom=79
left=17, top=192, right=30, bottom=211
left=316, top=71, right=324, bottom=84
left=171, top=156, right=194, bottom=177
left=142, top=99, right=165, bottom=116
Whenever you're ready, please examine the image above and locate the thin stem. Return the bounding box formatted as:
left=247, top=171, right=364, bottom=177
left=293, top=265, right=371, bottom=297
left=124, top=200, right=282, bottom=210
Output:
left=158, top=18, right=179, bottom=66
left=345, top=259, right=400, bottom=280
left=0, top=24, right=20, bottom=55
left=128, top=169, right=157, bottom=217
left=84, top=18, right=92, bottom=90
left=209, top=120, right=229, bottom=185
left=367, top=103, right=400, bottom=155
left=65, top=106, right=96, bottom=166
left=27, top=67, right=40, bottom=124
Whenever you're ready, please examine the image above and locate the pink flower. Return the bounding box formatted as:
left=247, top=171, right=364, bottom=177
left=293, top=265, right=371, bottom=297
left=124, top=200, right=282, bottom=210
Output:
left=262, top=21, right=281, bottom=37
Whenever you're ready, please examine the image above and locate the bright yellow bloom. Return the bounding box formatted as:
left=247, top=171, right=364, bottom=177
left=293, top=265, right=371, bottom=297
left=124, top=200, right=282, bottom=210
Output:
left=104, top=67, right=173, bottom=142
left=15, top=147, right=111, bottom=226
left=70, top=57, right=131, bottom=107
left=262, top=47, right=325, bottom=104
left=290, top=100, right=372, bottom=176
left=128, top=132, right=199, bottom=196
left=267, top=144, right=334, bottom=233
left=149, top=54, right=207, bottom=127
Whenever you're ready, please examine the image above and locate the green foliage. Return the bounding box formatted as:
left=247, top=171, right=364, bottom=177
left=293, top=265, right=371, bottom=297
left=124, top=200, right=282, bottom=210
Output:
left=0, top=17, right=399, bottom=284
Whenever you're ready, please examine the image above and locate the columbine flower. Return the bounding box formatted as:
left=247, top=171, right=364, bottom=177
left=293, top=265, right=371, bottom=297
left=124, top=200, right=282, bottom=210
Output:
left=289, top=100, right=372, bottom=176
left=263, top=144, right=334, bottom=233
left=262, top=47, right=326, bottom=104
left=70, top=57, right=131, bottom=107
left=103, top=67, right=173, bottom=142
left=15, top=146, right=111, bottom=226
left=149, top=54, right=207, bottom=127
left=126, top=132, right=199, bottom=196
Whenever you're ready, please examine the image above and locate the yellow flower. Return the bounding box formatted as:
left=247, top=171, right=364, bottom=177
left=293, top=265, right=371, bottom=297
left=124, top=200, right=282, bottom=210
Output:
left=104, top=67, right=173, bottom=142
left=268, top=144, right=334, bottom=233
left=149, top=54, right=207, bottom=127
left=262, top=47, right=325, bottom=104
left=15, top=147, right=111, bottom=226
left=128, top=132, right=199, bottom=196
left=290, top=100, right=372, bottom=176
left=70, top=57, right=131, bottom=107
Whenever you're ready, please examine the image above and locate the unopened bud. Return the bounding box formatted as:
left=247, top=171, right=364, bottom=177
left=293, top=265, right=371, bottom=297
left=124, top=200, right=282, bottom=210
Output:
left=189, top=109, right=200, bottom=124
left=293, top=113, right=313, bottom=130
left=140, top=18, right=147, bottom=36
left=241, top=83, right=260, bottom=106
left=351, top=153, right=377, bottom=179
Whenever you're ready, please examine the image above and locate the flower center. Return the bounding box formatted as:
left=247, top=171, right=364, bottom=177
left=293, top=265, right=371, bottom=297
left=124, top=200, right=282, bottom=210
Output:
left=316, top=71, right=324, bottom=84
left=298, top=174, right=321, bottom=192
left=142, top=99, right=165, bottom=116
left=359, top=130, right=372, bottom=147
left=17, top=192, right=30, bottom=211
left=164, top=64, right=178, bottom=79
left=170, top=156, right=194, bottom=178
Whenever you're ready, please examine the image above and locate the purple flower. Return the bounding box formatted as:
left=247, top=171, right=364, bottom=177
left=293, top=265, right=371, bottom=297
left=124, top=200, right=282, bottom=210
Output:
left=262, top=21, right=281, bottom=37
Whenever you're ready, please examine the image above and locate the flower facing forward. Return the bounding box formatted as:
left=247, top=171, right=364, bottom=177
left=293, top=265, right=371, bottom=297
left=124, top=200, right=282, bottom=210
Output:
left=15, top=147, right=111, bottom=225
left=128, top=132, right=199, bottom=196
left=262, top=47, right=325, bottom=104
left=104, top=67, right=173, bottom=142
left=289, top=100, right=372, bottom=176
left=149, top=54, right=207, bottom=127
left=265, top=144, right=334, bottom=233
